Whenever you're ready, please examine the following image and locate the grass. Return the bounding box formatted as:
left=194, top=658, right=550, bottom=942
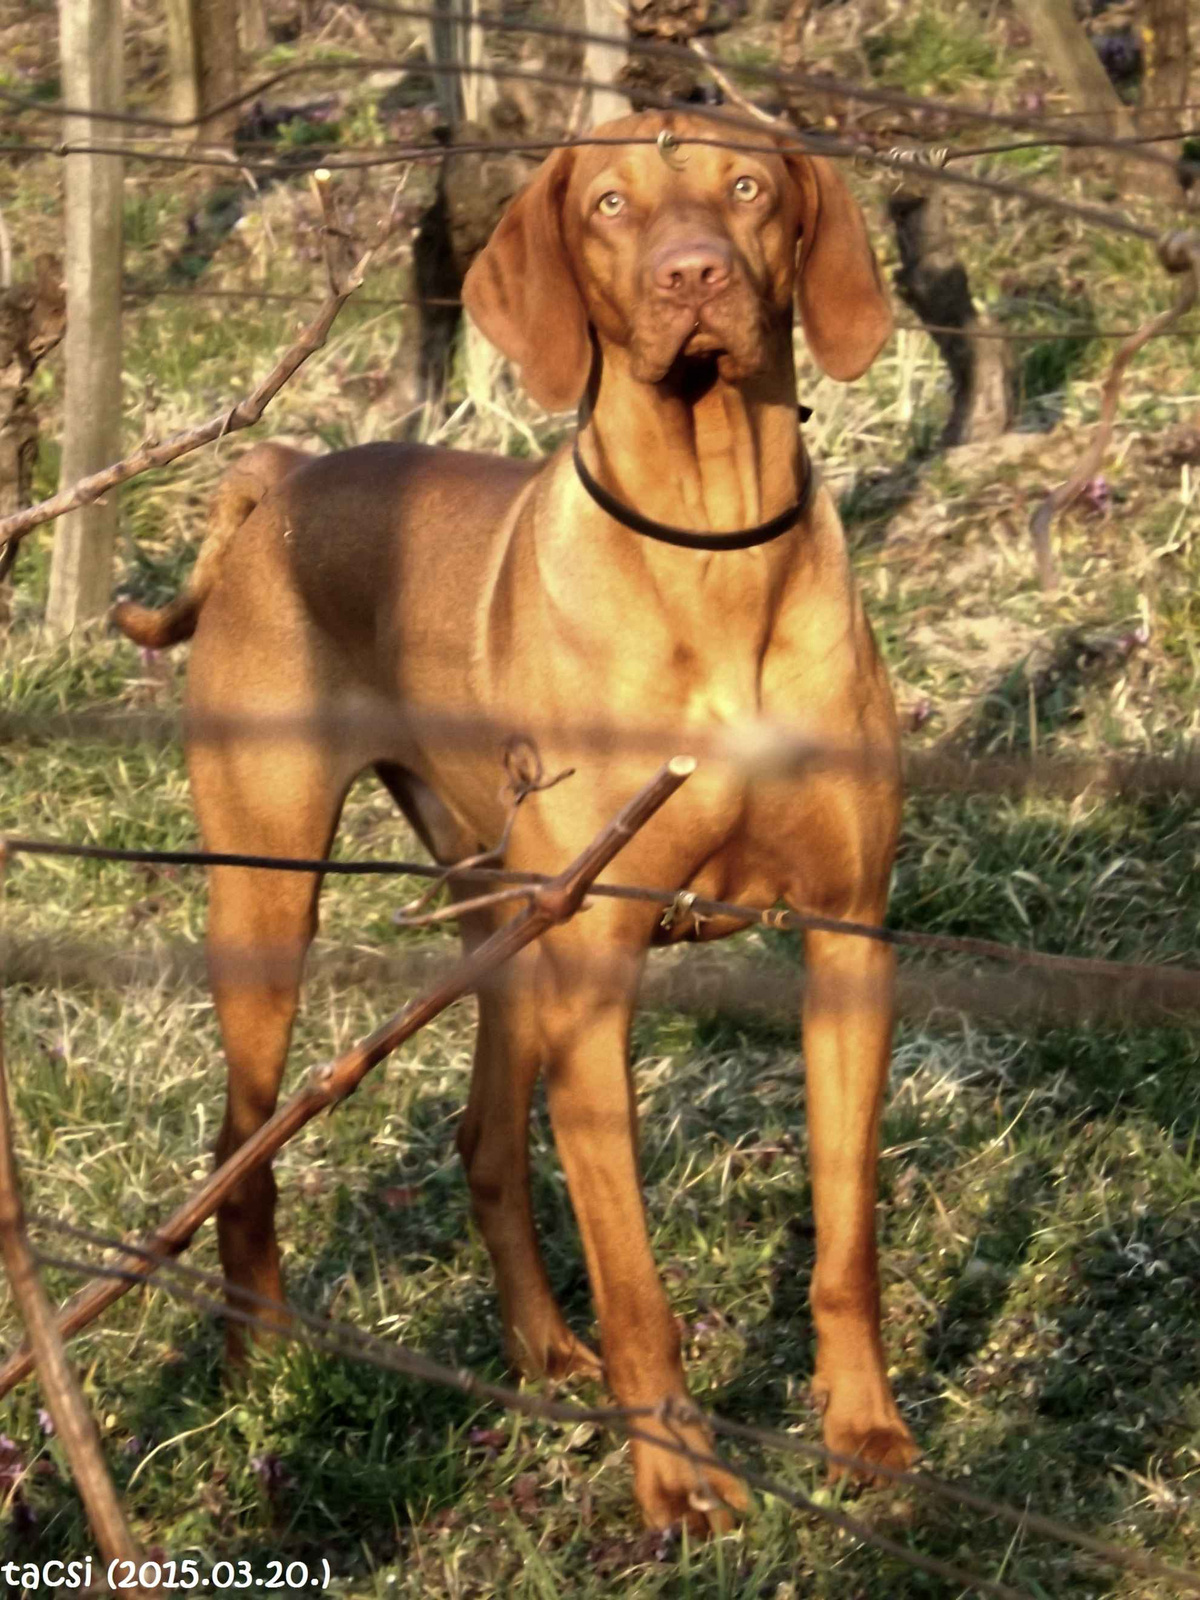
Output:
left=863, top=3, right=1007, bottom=95
left=3, top=1, right=1200, bottom=1594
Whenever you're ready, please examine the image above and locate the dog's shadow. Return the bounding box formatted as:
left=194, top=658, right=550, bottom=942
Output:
left=932, top=624, right=1144, bottom=760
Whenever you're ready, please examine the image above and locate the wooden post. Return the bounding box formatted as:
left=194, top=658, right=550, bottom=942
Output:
left=459, top=0, right=499, bottom=127
left=1014, top=0, right=1135, bottom=142
left=195, top=0, right=241, bottom=146
left=430, top=0, right=466, bottom=126
left=583, top=0, right=629, bottom=126
left=46, top=0, right=123, bottom=642
left=778, top=0, right=817, bottom=123
left=888, top=185, right=1012, bottom=448
left=239, top=0, right=270, bottom=55
left=163, top=0, right=240, bottom=146
left=163, top=0, right=200, bottom=136
left=1139, top=0, right=1190, bottom=202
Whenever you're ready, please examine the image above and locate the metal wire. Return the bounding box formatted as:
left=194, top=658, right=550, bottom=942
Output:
left=16, top=1246, right=1022, bottom=1598
left=364, top=1, right=1200, bottom=179
left=8, top=830, right=1200, bottom=1016
left=2, top=0, right=1194, bottom=186
left=5, top=122, right=1198, bottom=165
left=946, top=127, right=1200, bottom=161
left=0, top=29, right=1193, bottom=238
left=0, top=116, right=1171, bottom=246
left=120, top=280, right=1197, bottom=343
left=26, top=1216, right=1200, bottom=1596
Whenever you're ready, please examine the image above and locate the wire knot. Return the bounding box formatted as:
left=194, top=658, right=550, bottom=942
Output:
left=883, top=145, right=951, bottom=171
left=1157, top=229, right=1200, bottom=275
left=656, top=129, right=687, bottom=169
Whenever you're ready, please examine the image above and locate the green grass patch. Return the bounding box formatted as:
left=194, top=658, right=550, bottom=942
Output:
left=865, top=5, right=1004, bottom=95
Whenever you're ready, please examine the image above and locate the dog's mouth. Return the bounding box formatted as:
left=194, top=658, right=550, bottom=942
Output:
left=660, top=346, right=723, bottom=402
left=633, top=300, right=765, bottom=388
left=671, top=306, right=739, bottom=369
left=681, top=321, right=724, bottom=356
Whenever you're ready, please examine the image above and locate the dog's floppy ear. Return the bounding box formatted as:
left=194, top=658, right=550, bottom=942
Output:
left=786, top=153, right=892, bottom=382
left=462, top=148, right=591, bottom=411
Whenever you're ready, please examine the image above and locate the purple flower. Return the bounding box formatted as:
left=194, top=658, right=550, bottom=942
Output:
left=1079, top=475, right=1111, bottom=515
left=250, top=1453, right=293, bottom=1494
left=0, top=1435, right=26, bottom=1494
left=467, top=1427, right=507, bottom=1452
left=36, top=1409, right=54, bottom=1437
left=1117, top=624, right=1150, bottom=656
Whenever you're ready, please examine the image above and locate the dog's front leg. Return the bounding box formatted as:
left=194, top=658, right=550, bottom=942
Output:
left=802, top=925, right=917, bottom=1476
left=536, top=911, right=749, bottom=1535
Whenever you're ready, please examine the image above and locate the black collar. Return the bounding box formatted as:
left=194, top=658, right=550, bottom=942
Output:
left=572, top=406, right=816, bottom=553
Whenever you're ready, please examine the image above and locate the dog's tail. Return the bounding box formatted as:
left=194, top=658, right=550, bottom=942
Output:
left=111, top=443, right=308, bottom=649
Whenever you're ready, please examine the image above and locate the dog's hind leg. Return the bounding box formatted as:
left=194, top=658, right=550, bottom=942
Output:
left=456, top=938, right=602, bottom=1382
left=371, top=764, right=601, bottom=1378
left=191, top=723, right=355, bottom=1361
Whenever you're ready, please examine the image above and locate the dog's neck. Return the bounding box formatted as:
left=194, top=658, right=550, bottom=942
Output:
left=576, top=341, right=805, bottom=536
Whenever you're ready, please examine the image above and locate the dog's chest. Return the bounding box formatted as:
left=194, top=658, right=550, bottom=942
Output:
left=617, top=748, right=815, bottom=939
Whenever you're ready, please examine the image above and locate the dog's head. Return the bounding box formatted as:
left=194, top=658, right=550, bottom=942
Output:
left=462, top=111, right=892, bottom=411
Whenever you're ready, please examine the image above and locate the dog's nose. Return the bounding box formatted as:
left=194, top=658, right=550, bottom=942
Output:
left=651, top=239, right=732, bottom=301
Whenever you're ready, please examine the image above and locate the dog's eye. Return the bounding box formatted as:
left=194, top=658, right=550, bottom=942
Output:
left=732, top=175, right=760, bottom=202
left=597, top=192, right=626, bottom=217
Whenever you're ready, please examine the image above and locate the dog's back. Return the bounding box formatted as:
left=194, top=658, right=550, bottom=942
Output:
left=112, top=440, right=543, bottom=660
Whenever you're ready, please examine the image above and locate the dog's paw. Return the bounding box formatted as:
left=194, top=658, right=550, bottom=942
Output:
left=631, top=1411, right=749, bottom=1537
left=223, top=1290, right=295, bottom=1369
left=505, top=1316, right=602, bottom=1383
left=541, top=1330, right=603, bottom=1382
left=820, top=1391, right=918, bottom=1485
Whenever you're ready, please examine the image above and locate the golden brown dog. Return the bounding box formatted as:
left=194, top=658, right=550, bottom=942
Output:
left=114, top=110, right=915, bottom=1532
